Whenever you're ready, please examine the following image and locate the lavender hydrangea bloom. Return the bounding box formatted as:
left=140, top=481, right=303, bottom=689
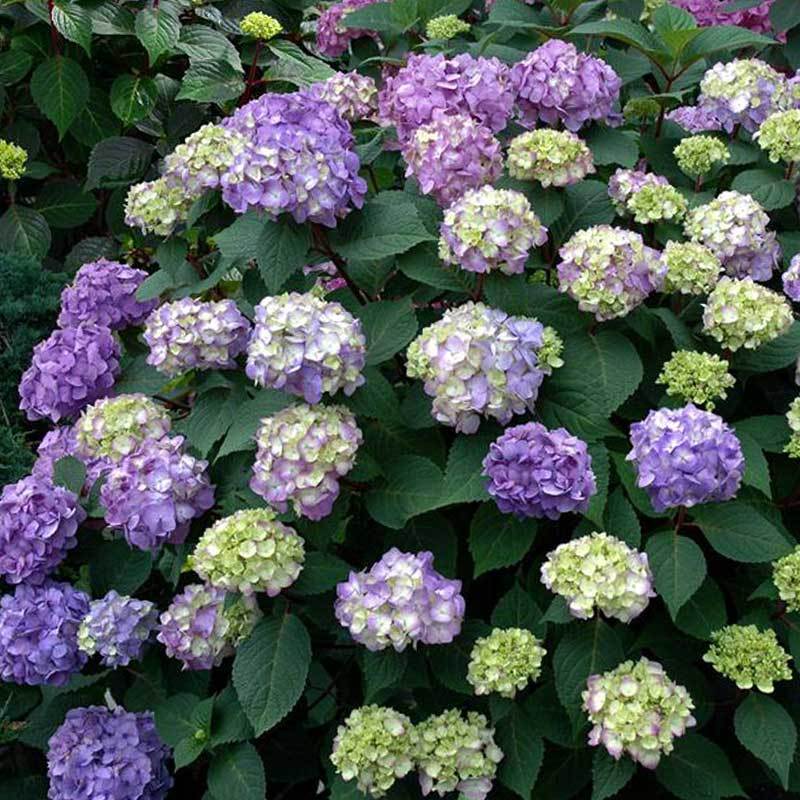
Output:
left=316, top=0, right=380, bottom=57
left=0, top=476, right=84, bottom=586
left=19, top=324, right=120, bottom=423
left=101, top=436, right=215, bottom=552
left=510, top=39, right=622, bottom=131
left=77, top=591, right=157, bottom=668
left=666, top=104, right=724, bottom=133
left=246, top=292, right=366, bottom=403
left=47, top=706, right=172, bottom=800
left=309, top=71, right=378, bottom=122
left=627, top=404, right=745, bottom=512
left=57, top=259, right=156, bottom=331
left=672, top=0, right=775, bottom=34
left=221, top=90, right=367, bottom=227
left=32, top=426, right=106, bottom=490
left=782, top=254, right=800, bottom=301
left=144, top=298, right=251, bottom=377
left=0, top=580, right=89, bottom=686
left=401, top=112, right=502, bottom=207
left=378, top=53, right=514, bottom=142
left=483, top=423, right=597, bottom=520
left=335, top=548, right=465, bottom=651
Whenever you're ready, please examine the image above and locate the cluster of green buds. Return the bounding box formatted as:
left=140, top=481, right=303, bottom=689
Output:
left=425, top=14, right=470, bottom=39
left=467, top=627, right=546, bottom=698
left=623, top=97, right=661, bottom=124
left=661, top=241, right=722, bottom=295
left=627, top=183, right=688, bottom=225
left=703, top=625, right=792, bottom=692
left=773, top=545, right=800, bottom=611
left=673, top=135, right=730, bottom=179
left=124, top=178, right=192, bottom=237
left=240, top=11, right=283, bottom=40
left=507, top=129, right=595, bottom=188
left=657, top=351, right=735, bottom=410
left=754, top=109, right=800, bottom=164
left=784, top=396, right=800, bottom=458
left=0, top=139, right=27, bottom=180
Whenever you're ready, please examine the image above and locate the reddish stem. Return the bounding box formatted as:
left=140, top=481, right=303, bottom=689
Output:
left=239, top=41, right=263, bottom=106
left=47, top=0, right=60, bottom=55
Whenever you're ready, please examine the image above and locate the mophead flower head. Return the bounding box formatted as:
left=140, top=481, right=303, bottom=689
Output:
left=250, top=403, right=362, bottom=520
left=483, top=422, right=596, bottom=520
left=316, top=0, right=380, bottom=57
left=666, top=104, right=724, bottom=134
left=510, top=39, right=621, bottom=131
left=330, top=705, right=417, bottom=796
left=19, top=323, right=120, bottom=423
left=556, top=226, right=664, bottom=321
left=782, top=254, right=800, bottom=302
left=685, top=190, right=780, bottom=281
left=309, top=71, right=378, bottom=122
left=467, top=627, right=546, bottom=697
left=506, top=129, right=595, bottom=187
left=335, top=548, right=464, bottom=651
left=703, top=624, right=791, bottom=692
left=438, top=186, right=548, bottom=275
left=0, top=475, right=84, bottom=586
left=661, top=240, right=722, bottom=295
left=425, top=14, right=470, bottom=39
left=673, top=135, right=730, bottom=178
left=188, top=508, right=305, bottom=596
left=246, top=291, right=366, bottom=403
left=773, top=545, right=800, bottom=611
left=0, top=580, right=89, bottom=686
left=0, top=138, right=27, bottom=179
left=401, top=113, right=502, bottom=206
left=144, top=298, right=251, bottom=377
left=541, top=532, right=655, bottom=622
left=609, top=168, right=686, bottom=224
left=101, top=435, right=215, bottom=552
left=157, top=583, right=261, bottom=670
left=406, top=302, right=562, bottom=433
left=627, top=403, right=744, bottom=512
left=671, top=0, right=775, bottom=33
left=583, top=657, right=695, bottom=768
left=414, top=709, right=503, bottom=800
left=702, top=276, right=793, bottom=351
left=657, top=350, right=735, bottom=410
left=124, top=177, right=192, bottom=237
left=77, top=590, right=157, bottom=668
left=608, top=168, right=668, bottom=214
left=221, top=90, right=366, bottom=226
left=47, top=705, right=172, bottom=800
left=755, top=108, right=800, bottom=163
left=240, top=11, right=283, bottom=39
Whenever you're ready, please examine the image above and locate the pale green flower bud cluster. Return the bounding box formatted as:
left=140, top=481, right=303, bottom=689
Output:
left=188, top=508, right=305, bottom=596
left=661, top=241, right=722, bottom=295
left=657, top=351, right=735, bottom=410
left=623, top=97, right=660, bottom=123
left=703, top=624, right=792, bottom=692
left=425, top=14, right=470, bottom=39
left=124, top=178, right=192, bottom=237
left=0, top=139, right=27, bottom=180
left=507, top=129, right=595, bottom=188
left=784, top=396, right=800, bottom=458
left=626, top=183, right=688, bottom=225
left=673, top=136, right=729, bottom=179
left=540, top=532, right=654, bottom=623
left=330, top=705, right=417, bottom=797
left=773, top=546, right=800, bottom=611
left=240, top=11, right=283, bottom=39
left=754, top=109, right=800, bottom=163
left=539, top=327, right=565, bottom=372
left=702, top=277, right=793, bottom=351
left=75, top=394, right=171, bottom=461
left=467, top=627, right=546, bottom=698
left=415, top=709, right=503, bottom=800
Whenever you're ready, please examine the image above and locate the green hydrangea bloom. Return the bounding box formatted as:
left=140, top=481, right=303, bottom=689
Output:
left=673, top=136, right=730, bottom=178
left=657, top=351, right=735, bottom=410
left=0, top=139, right=27, bottom=180
left=507, top=129, right=595, bottom=188
left=626, top=183, right=688, bottom=225
left=188, top=508, right=305, bottom=596
left=415, top=709, right=503, bottom=799
left=703, top=624, right=792, bottom=692
left=240, top=11, right=283, bottom=40
left=754, top=109, right=800, bottom=163
left=661, top=240, right=722, bottom=295
left=702, top=277, right=793, bottom=351
left=773, top=546, right=800, bottom=612
left=467, top=627, right=546, bottom=698
left=425, top=14, right=470, bottom=39
left=124, top=177, right=192, bottom=237
left=785, top=397, right=800, bottom=458
left=623, top=97, right=661, bottom=124
left=538, top=326, right=565, bottom=372
left=330, top=705, right=416, bottom=797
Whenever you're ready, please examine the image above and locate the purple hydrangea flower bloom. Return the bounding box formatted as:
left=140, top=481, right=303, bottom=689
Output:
left=144, top=298, right=251, bottom=377
left=32, top=425, right=107, bottom=490
left=101, top=436, right=215, bottom=552
left=666, top=105, right=724, bottom=133
left=672, top=0, right=775, bottom=34
left=0, top=580, right=89, bottom=686
left=0, top=475, right=84, bottom=586
left=510, top=39, right=622, bottom=131
left=483, top=422, right=597, bottom=520
left=401, top=112, right=502, bottom=206
left=77, top=590, right=157, bottom=668
left=47, top=706, right=172, bottom=800
left=57, top=259, right=156, bottom=331
left=627, top=404, right=745, bottom=512
left=335, top=548, right=465, bottom=651
left=782, top=254, right=800, bottom=302
left=378, top=53, right=514, bottom=142
left=316, top=0, right=380, bottom=57
left=221, top=90, right=367, bottom=227
left=19, top=324, right=120, bottom=423
left=308, top=71, right=378, bottom=122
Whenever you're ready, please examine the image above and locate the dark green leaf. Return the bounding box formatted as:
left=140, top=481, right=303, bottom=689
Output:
left=731, top=169, right=795, bottom=211
left=735, top=693, right=796, bottom=789
left=674, top=578, right=727, bottom=640
left=734, top=429, right=771, bottom=497
left=357, top=299, right=418, bottom=366
left=552, top=180, right=616, bottom=243
left=365, top=455, right=445, bottom=528
left=135, top=5, right=181, bottom=63
left=86, top=136, right=154, bottom=190
left=442, top=433, right=493, bottom=505
left=175, top=60, right=244, bottom=104
left=0, top=50, right=33, bottom=85
left=89, top=538, right=152, bottom=596
left=292, top=551, right=351, bottom=595
left=207, top=742, right=266, bottom=800
left=681, top=25, right=775, bottom=63
left=591, top=749, right=635, bottom=800
left=496, top=706, right=544, bottom=799
left=52, top=456, right=86, bottom=495
left=178, top=25, right=243, bottom=70
left=217, top=390, right=294, bottom=458
left=52, top=2, right=93, bottom=54
left=732, top=320, right=800, bottom=373
left=604, top=488, right=641, bottom=548
left=30, top=56, right=89, bottom=139
left=35, top=181, right=97, bottom=228
left=69, top=89, right=119, bottom=148
left=469, top=503, right=537, bottom=577
left=492, top=582, right=544, bottom=633
left=267, top=40, right=337, bottom=85
left=110, top=75, right=158, bottom=124
left=646, top=531, right=707, bottom=617
left=586, top=128, right=639, bottom=168
left=362, top=650, right=407, bottom=701
left=209, top=686, right=253, bottom=747
left=0, top=206, right=51, bottom=259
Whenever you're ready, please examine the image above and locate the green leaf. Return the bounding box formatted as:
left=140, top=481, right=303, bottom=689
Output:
left=292, top=551, right=351, bottom=595
left=135, top=5, right=181, bottom=64
left=732, top=320, right=800, bottom=373
left=731, top=169, right=795, bottom=211
left=91, top=1, right=136, bottom=35
left=178, top=25, right=243, bottom=70
left=681, top=25, right=775, bottom=63
left=585, top=442, right=609, bottom=527
left=674, top=578, right=727, bottom=640
left=492, top=582, right=544, bottom=633
left=216, top=390, right=294, bottom=458
left=362, top=649, right=407, bottom=701
left=0, top=206, right=51, bottom=259
left=110, top=75, right=158, bottom=124
left=52, top=1, right=93, bottom=54
left=86, top=136, right=154, bottom=190
left=604, top=488, right=641, bottom=548
left=344, top=0, right=418, bottom=34
left=427, top=619, right=492, bottom=694
left=646, top=531, right=707, bottom=617
left=469, top=503, right=537, bottom=577
left=267, top=40, right=337, bottom=86
left=52, top=456, right=86, bottom=495
left=207, top=742, right=266, bottom=800
left=89, top=538, right=152, bottom=596
left=496, top=706, right=544, bottom=799
left=591, top=749, right=635, bottom=800
left=35, top=181, right=97, bottom=228
left=154, top=693, right=210, bottom=747
left=734, top=429, right=771, bottom=497
left=233, top=615, right=311, bottom=735
left=69, top=89, right=119, bottom=148
left=30, top=56, right=89, bottom=139
left=442, top=433, right=493, bottom=505
left=357, top=299, right=418, bottom=366
left=692, top=501, right=792, bottom=562
left=735, top=693, right=796, bottom=789
left=209, top=686, right=253, bottom=747
left=0, top=50, right=33, bottom=85
left=771, top=0, right=800, bottom=31
left=734, top=415, right=790, bottom=453
left=585, top=128, right=639, bottom=168
left=177, top=386, right=247, bottom=458
left=175, top=60, right=244, bottom=104
left=552, top=180, right=616, bottom=243
left=569, top=19, right=665, bottom=54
